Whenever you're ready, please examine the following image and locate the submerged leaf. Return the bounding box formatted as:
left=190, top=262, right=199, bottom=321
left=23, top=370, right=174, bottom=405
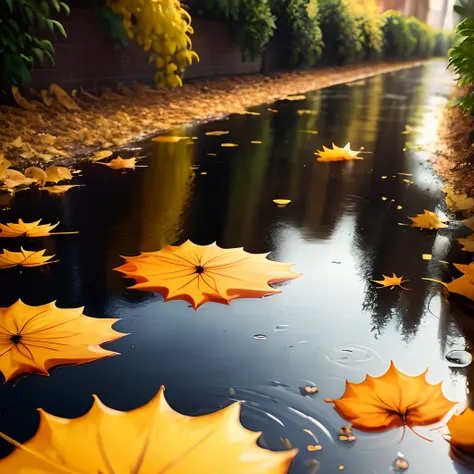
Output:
left=0, top=386, right=296, bottom=472
left=0, top=247, right=57, bottom=269
left=115, top=240, right=301, bottom=309
left=325, top=361, right=455, bottom=435
left=315, top=143, right=362, bottom=162
left=0, top=300, right=124, bottom=382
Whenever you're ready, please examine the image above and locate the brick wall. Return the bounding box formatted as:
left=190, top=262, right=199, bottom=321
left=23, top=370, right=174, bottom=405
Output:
left=32, top=8, right=262, bottom=91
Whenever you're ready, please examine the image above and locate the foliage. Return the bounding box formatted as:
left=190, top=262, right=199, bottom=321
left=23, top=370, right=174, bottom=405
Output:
left=406, top=16, right=436, bottom=58
left=345, top=0, right=385, bottom=59
left=238, top=0, right=276, bottom=59
left=381, top=10, right=416, bottom=58
left=107, top=0, right=199, bottom=87
left=186, top=0, right=241, bottom=20
left=454, top=0, right=474, bottom=20
left=318, top=0, right=363, bottom=64
left=271, top=0, right=323, bottom=67
left=449, top=17, right=474, bottom=114
left=433, top=30, right=454, bottom=56
left=94, top=2, right=128, bottom=46
left=0, top=0, right=70, bottom=87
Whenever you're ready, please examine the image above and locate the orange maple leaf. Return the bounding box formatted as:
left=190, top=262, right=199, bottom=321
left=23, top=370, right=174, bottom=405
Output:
left=315, top=143, right=362, bottom=162
left=371, top=273, right=410, bottom=290
left=446, top=407, right=474, bottom=469
left=325, top=362, right=456, bottom=439
left=0, top=300, right=125, bottom=382
left=115, top=240, right=301, bottom=309
left=0, top=386, right=297, bottom=473
left=0, top=247, right=57, bottom=269
left=424, top=262, right=474, bottom=301
left=0, top=219, right=77, bottom=238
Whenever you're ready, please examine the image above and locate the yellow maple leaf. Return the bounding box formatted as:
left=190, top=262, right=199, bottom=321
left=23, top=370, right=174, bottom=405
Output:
left=457, top=234, right=474, bottom=252
left=45, top=166, right=73, bottom=183
left=0, top=385, right=296, bottom=472
left=424, top=262, right=474, bottom=301
left=0, top=247, right=57, bottom=269
left=408, top=210, right=448, bottom=230
left=444, top=188, right=474, bottom=211
left=325, top=361, right=456, bottom=437
left=97, top=157, right=136, bottom=170
left=315, top=143, right=362, bottom=162
left=0, top=219, right=77, bottom=238
left=371, top=273, right=410, bottom=290
left=115, top=240, right=301, bottom=309
left=0, top=300, right=124, bottom=382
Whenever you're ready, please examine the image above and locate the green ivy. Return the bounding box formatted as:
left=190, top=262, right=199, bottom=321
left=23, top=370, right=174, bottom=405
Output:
left=318, top=0, right=363, bottom=64
left=0, top=0, right=70, bottom=86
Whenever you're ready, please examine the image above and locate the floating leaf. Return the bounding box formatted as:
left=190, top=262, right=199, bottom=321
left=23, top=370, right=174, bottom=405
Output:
left=91, top=150, right=113, bottom=162
left=372, top=273, right=410, bottom=290
left=221, top=143, right=239, bottom=148
left=45, top=166, right=73, bottom=183
left=0, top=219, right=77, bottom=238
left=115, top=240, right=301, bottom=309
left=273, top=199, right=291, bottom=207
left=0, top=300, right=124, bottom=382
left=24, top=167, right=47, bottom=185
left=444, top=188, right=474, bottom=211
left=0, top=385, right=296, bottom=472
left=462, top=216, right=474, bottom=230
left=205, top=131, right=229, bottom=136
left=49, top=84, right=81, bottom=111
left=0, top=247, right=57, bottom=269
left=315, top=143, right=362, bottom=162
left=42, top=185, right=84, bottom=195
left=408, top=210, right=448, bottom=230
left=2, top=170, right=34, bottom=189
left=447, top=407, right=474, bottom=469
left=424, top=262, right=474, bottom=301
left=0, top=153, right=11, bottom=181
left=325, top=361, right=455, bottom=436
left=457, top=234, right=474, bottom=252
left=97, top=157, right=136, bottom=170
left=152, top=135, right=189, bottom=143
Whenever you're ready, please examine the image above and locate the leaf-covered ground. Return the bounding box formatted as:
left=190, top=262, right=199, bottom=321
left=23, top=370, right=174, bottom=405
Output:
left=0, top=60, right=426, bottom=168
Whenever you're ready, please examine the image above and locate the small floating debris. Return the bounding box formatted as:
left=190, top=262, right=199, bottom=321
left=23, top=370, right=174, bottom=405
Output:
left=244, top=111, right=261, bottom=116
left=275, top=324, right=290, bottom=331
left=297, top=110, right=316, bottom=115
left=205, top=131, right=229, bottom=136
left=152, top=135, right=189, bottom=143
left=301, top=130, right=318, bottom=134
left=253, top=334, right=267, bottom=340
left=307, top=445, right=322, bottom=452
left=300, top=386, right=319, bottom=396
left=268, top=108, right=278, bottom=113
left=281, top=438, right=293, bottom=449
left=422, top=254, right=432, bottom=260
left=397, top=205, right=403, bottom=210
left=200, top=172, right=208, bottom=175
left=285, top=94, right=306, bottom=101
left=339, top=426, right=356, bottom=442
left=445, top=350, right=472, bottom=368
left=382, top=197, right=388, bottom=201
left=251, top=140, right=262, bottom=144
left=392, top=453, right=409, bottom=471
left=381, top=176, right=387, bottom=179
left=273, top=199, right=291, bottom=207
left=207, top=153, right=217, bottom=156
left=397, top=172, right=412, bottom=176
left=221, top=143, right=239, bottom=147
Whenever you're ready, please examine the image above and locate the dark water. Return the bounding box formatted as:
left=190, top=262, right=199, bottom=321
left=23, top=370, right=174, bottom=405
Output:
left=0, top=59, right=472, bottom=473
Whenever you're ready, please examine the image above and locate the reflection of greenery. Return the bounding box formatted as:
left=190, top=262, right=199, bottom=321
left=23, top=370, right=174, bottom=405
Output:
left=225, top=114, right=274, bottom=242
left=140, top=138, right=195, bottom=249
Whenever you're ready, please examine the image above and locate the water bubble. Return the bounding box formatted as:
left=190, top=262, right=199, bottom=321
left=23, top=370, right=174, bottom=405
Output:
left=391, top=453, right=409, bottom=471
left=445, top=350, right=472, bottom=368
left=275, top=325, right=290, bottom=332
left=253, top=334, right=267, bottom=340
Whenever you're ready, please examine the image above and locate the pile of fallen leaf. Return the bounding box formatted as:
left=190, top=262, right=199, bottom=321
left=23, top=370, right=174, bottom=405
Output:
left=0, top=60, right=425, bottom=170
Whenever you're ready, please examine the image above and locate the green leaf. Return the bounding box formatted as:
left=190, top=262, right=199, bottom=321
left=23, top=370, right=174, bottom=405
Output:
left=6, top=0, right=13, bottom=12
left=52, top=0, right=61, bottom=12
left=50, top=19, right=67, bottom=38
left=32, top=48, right=45, bottom=65
left=60, top=2, right=71, bottom=15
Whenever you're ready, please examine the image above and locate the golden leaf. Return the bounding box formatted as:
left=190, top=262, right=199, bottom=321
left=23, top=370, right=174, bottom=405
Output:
left=40, top=89, right=54, bottom=106
left=152, top=135, right=189, bottom=143
left=2, top=170, right=34, bottom=189
left=91, top=150, right=113, bottom=161
left=325, top=361, right=455, bottom=436
left=0, top=300, right=124, bottom=382
left=205, top=131, right=229, bottom=136
left=408, top=210, right=448, bottom=230
left=0, top=247, right=57, bottom=269
left=41, top=185, right=84, bottom=195
left=315, top=143, right=362, bottom=162
left=11, top=86, right=36, bottom=111
left=115, top=240, right=301, bottom=309
left=0, top=153, right=11, bottom=181
left=24, top=167, right=47, bottom=185
left=0, top=385, right=296, bottom=472
left=273, top=199, right=291, bottom=207
left=49, top=84, right=81, bottom=111
left=221, top=143, right=238, bottom=147
left=446, top=407, right=474, bottom=468
left=45, top=166, right=73, bottom=183
left=444, top=188, right=474, bottom=211
left=457, top=232, right=474, bottom=252
left=462, top=216, right=474, bottom=230
left=371, top=273, right=410, bottom=290
left=424, top=262, right=474, bottom=301
left=97, top=157, right=136, bottom=170
left=0, top=219, right=77, bottom=238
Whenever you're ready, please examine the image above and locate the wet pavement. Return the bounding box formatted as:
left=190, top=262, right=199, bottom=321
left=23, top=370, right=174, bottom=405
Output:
left=0, top=58, right=472, bottom=473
